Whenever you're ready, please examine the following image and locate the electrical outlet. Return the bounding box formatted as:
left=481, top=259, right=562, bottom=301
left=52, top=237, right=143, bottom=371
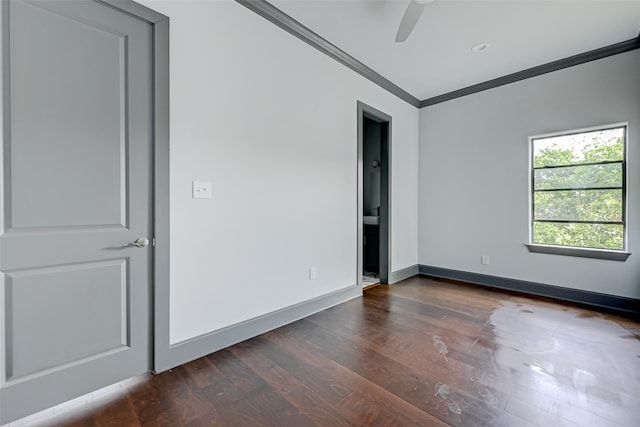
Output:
left=481, top=256, right=490, bottom=265
left=193, top=181, right=212, bottom=199
left=309, top=267, right=317, bottom=280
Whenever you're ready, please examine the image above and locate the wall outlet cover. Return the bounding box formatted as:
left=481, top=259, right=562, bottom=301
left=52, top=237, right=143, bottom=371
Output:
left=193, top=181, right=212, bottom=199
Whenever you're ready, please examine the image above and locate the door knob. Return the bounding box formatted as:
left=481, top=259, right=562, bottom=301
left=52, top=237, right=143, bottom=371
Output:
left=131, top=237, right=149, bottom=248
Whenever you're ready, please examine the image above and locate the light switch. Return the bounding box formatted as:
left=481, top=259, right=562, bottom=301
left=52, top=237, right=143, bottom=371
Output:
left=193, top=181, right=212, bottom=199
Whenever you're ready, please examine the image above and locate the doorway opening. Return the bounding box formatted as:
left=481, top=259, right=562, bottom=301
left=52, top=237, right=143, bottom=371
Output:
left=357, top=102, right=391, bottom=288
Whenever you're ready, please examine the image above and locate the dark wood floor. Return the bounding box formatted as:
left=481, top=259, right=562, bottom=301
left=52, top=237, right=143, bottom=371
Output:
left=9, top=276, right=640, bottom=426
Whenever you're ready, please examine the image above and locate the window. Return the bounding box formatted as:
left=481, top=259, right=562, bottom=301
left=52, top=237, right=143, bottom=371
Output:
left=528, top=124, right=629, bottom=260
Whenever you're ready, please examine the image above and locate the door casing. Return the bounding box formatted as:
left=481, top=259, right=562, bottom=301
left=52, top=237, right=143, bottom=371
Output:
left=357, top=101, right=392, bottom=285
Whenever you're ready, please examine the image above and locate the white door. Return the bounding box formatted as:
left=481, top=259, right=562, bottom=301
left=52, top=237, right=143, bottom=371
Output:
left=0, top=0, right=154, bottom=423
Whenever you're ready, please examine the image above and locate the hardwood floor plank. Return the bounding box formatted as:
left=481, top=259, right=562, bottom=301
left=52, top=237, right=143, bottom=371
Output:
left=285, top=319, right=495, bottom=425
left=207, top=349, right=268, bottom=394
left=265, top=330, right=449, bottom=426
left=131, top=369, right=219, bottom=427
left=312, top=293, right=496, bottom=373
left=503, top=397, right=579, bottom=427
left=200, top=348, right=315, bottom=426
left=229, top=343, right=356, bottom=426
left=182, top=355, right=226, bottom=390
left=11, top=276, right=639, bottom=427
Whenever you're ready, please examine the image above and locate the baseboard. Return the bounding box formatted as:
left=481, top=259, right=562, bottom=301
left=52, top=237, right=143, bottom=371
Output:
left=155, top=285, right=362, bottom=373
left=388, top=264, right=419, bottom=284
left=419, top=265, right=640, bottom=317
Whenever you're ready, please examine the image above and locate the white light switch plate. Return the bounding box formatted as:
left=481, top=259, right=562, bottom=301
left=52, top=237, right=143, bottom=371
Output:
left=193, top=181, right=212, bottom=199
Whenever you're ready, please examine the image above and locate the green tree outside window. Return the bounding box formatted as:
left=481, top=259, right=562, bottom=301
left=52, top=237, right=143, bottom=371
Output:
left=531, top=126, right=626, bottom=251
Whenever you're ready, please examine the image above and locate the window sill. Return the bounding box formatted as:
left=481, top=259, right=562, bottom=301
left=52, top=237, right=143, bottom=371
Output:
left=525, top=244, right=631, bottom=261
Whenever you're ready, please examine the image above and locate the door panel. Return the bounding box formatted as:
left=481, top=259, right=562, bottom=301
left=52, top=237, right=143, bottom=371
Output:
left=0, top=1, right=153, bottom=423
left=5, top=259, right=128, bottom=380
left=8, top=0, right=127, bottom=229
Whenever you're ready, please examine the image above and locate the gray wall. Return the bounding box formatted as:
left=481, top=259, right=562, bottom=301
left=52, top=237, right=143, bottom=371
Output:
left=419, top=49, right=640, bottom=299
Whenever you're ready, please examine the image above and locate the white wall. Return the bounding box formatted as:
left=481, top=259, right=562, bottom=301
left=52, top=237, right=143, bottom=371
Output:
left=138, top=1, right=419, bottom=344
left=419, top=50, right=640, bottom=299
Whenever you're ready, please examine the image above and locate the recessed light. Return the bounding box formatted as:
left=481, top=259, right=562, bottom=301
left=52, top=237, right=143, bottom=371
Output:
left=471, top=42, right=490, bottom=53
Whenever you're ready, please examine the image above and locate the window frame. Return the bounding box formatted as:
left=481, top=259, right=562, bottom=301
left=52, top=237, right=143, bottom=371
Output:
left=526, top=123, right=631, bottom=261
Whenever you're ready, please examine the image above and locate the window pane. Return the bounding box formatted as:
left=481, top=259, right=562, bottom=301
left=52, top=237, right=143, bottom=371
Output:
left=534, top=163, right=622, bottom=190
left=534, top=189, right=622, bottom=222
left=533, top=127, right=624, bottom=168
left=533, top=222, right=623, bottom=250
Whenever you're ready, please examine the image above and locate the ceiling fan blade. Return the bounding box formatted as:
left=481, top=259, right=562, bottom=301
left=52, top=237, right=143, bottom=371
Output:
left=395, top=0, right=427, bottom=43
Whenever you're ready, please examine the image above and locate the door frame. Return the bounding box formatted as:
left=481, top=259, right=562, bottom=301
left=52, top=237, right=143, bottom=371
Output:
left=357, top=101, right=392, bottom=286
left=0, top=1, right=168, bottom=422
left=96, top=0, right=171, bottom=376
left=96, top=0, right=171, bottom=374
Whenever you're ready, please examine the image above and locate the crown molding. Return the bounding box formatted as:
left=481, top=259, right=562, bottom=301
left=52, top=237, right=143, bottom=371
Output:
left=421, top=37, right=640, bottom=107
left=237, top=1, right=640, bottom=109
left=236, top=0, right=421, bottom=108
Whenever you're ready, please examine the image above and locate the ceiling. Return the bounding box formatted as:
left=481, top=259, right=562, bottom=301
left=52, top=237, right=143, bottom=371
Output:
left=269, top=0, right=640, bottom=101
